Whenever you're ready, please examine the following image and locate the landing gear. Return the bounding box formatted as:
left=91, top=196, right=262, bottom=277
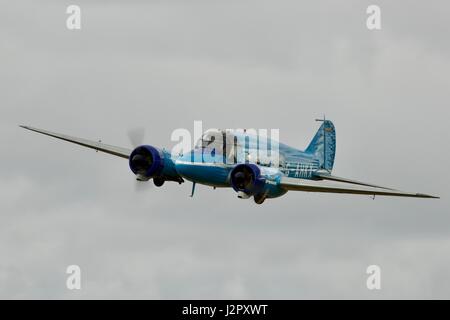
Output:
left=153, top=177, right=165, bottom=187
left=254, top=194, right=266, bottom=204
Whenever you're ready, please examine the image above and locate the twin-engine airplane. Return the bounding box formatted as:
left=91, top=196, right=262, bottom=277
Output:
left=20, top=120, right=438, bottom=204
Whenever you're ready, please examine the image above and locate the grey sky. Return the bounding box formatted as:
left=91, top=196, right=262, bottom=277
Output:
left=1, top=0, right=449, bottom=298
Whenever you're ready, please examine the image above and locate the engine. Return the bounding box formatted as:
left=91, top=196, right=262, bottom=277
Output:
left=230, top=164, right=266, bottom=196
left=129, top=145, right=164, bottom=181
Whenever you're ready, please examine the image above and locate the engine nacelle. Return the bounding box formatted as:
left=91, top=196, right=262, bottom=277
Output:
left=129, top=145, right=164, bottom=180
left=230, top=164, right=265, bottom=195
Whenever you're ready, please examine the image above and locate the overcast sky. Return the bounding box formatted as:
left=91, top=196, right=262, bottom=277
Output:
left=1, top=0, right=449, bottom=299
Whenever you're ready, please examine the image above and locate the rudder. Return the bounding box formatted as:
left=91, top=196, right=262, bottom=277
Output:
left=305, top=120, right=336, bottom=172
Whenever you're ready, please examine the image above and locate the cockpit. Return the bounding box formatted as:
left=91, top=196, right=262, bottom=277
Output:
left=193, top=129, right=284, bottom=167
left=194, top=129, right=232, bottom=151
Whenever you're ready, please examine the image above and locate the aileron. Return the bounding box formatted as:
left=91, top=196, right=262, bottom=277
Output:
left=20, top=125, right=131, bottom=159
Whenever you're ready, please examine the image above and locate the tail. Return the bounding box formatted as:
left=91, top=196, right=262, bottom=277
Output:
left=305, top=120, right=336, bottom=172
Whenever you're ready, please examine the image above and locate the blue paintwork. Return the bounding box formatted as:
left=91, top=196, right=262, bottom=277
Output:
left=135, top=121, right=336, bottom=200
left=129, top=145, right=164, bottom=177
left=305, top=120, right=336, bottom=171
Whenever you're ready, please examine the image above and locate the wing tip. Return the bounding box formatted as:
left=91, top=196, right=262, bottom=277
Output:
left=19, top=125, right=35, bottom=131
left=416, top=193, right=440, bottom=199
left=19, top=125, right=40, bottom=132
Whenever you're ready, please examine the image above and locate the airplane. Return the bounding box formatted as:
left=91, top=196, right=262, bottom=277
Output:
left=19, top=119, right=439, bottom=204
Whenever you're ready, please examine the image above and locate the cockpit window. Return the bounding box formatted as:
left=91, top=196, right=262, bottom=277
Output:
left=195, top=131, right=221, bottom=149
left=195, top=137, right=215, bottom=149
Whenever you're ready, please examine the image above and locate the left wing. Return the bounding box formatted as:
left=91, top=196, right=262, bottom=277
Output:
left=280, top=176, right=439, bottom=198
left=20, top=125, right=132, bottom=159
left=313, top=172, right=396, bottom=190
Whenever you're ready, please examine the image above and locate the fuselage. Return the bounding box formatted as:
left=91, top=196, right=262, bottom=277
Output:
left=173, top=132, right=322, bottom=199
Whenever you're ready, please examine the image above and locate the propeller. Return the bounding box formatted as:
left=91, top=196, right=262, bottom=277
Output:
left=127, top=127, right=145, bottom=148
left=127, top=127, right=151, bottom=191
left=134, top=179, right=152, bottom=192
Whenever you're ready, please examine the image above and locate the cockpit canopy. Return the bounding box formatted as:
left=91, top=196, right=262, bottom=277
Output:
left=194, top=129, right=284, bottom=167
left=194, top=129, right=232, bottom=150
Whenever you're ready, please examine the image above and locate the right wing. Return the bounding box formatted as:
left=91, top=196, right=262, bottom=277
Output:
left=280, top=176, right=439, bottom=199
left=20, top=125, right=132, bottom=159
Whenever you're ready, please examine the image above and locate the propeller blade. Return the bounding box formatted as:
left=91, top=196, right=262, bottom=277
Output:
left=128, top=127, right=152, bottom=192
left=127, top=127, right=145, bottom=147
left=134, top=179, right=152, bottom=192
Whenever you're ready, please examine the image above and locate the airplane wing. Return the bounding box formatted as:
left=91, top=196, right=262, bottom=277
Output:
left=313, top=172, right=396, bottom=190
left=280, top=176, right=439, bottom=198
left=20, top=125, right=132, bottom=159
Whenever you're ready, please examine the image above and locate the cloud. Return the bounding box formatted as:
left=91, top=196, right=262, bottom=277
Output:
left=0, top=0, right=449, bottom=298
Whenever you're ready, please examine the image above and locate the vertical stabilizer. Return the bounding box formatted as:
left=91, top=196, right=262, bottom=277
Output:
left=305, top=120, right=336, bottom=172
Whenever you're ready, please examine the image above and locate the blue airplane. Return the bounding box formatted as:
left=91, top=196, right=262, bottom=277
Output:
left=20, top=120, right=438, bottom=204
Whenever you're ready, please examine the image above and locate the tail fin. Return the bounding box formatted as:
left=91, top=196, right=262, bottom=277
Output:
left=305, top=120, right=336, bottom=172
